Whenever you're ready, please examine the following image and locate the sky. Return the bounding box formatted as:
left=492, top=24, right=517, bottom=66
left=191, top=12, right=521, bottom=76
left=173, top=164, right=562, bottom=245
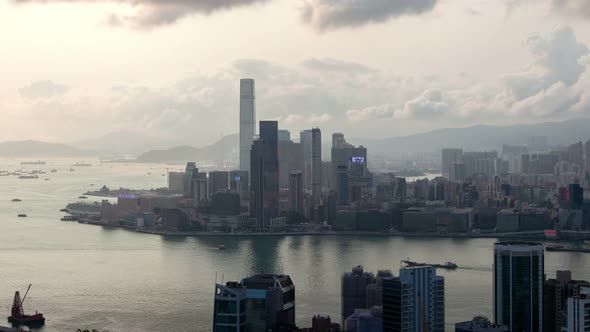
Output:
left=1, top=0, right=590, bottom=146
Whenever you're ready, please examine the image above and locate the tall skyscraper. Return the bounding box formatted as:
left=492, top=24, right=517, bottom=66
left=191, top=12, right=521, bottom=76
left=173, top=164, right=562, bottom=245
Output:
left=341, top=265, right=376, bottom=326
left=208, top=171, right=229, bottom=195
left=213, top=274, right=296, bottom=332
left=441, top=148, right=463, bottom=178
left=184, top=162, right=198, bottom=198
left=300, top=129, right=313, bottom=190
left=312, top=128, right=322, bottom=203
left=229, top=170, right=249, bottom=200
left=289, top=171, right=304, bottom=215
left=239, top=78, right=255, bottom=173
left=252, top=121, right=279, bottom=228
left=382, top=266, right=445, bottom=332
left=494, top=242, right=544, bottom=332
left=250, top=138, right=264, bottom=228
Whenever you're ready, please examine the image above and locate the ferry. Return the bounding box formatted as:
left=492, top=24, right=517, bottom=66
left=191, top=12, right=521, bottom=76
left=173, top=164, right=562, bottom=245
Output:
left=72, top=162, right=92, bottom=167
left=20, top=161, right=46, bottom=165
left=11, top=199, right=22, bottom=202
left=402, top=260, right=458, bottom=270
left=17, top=214, right=27, bottom=218
left=18, top=175, right=38, bottom=179
left=60, top=215, right=78, bottom=222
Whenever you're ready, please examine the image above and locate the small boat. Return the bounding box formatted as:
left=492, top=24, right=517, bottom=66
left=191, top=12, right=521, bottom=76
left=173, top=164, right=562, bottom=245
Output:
left=78, top=196, right=88, bottom=199
left=44, top=178, right=50, bottom=181
left=60, top=215, right=78, bottom=221
left=59, top=208, right=69, bottom=213
left=72, top=163, right=92, bottom=167
left=402, top=260, right=458, bottom=270
left=17, top=214, right=27, bottom=218
left=218, top=245, right=226, bottom=250
left=69, top=168, right=75, bottom=172
left=11, top=199, right=22, bottom=202
left=20, top=160, right=46, bottom=165
left=18, top=175, right=38, bottom=179
left=50, top=169, right=58, bottom=173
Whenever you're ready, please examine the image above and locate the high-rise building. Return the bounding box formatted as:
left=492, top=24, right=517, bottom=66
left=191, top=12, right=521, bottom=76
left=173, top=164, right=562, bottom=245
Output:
left=342, top=266, right=376, bottom=326
left=213, top=274, right=295, bottom=332
left=450, top=162, right=466, bottom=183
left=567, top=287, right=590, bottom=332
left=260, top=121, right=279, bottom=227
left=239, top=78, right=256, bottom=173
left=300, top=129, right=313, bottom=190
left=278, top=129, right=291, bottom=141
left=493, top=242, right=544, bottom=332
left=184, top=162, right=198, bottom=198
left=250, top=138, right=264, bottom=228
left=344, top=307, right=383, bottom=332
left=279, top=139, right=304, bottom=188
left=229, top=170, right=249, bottom=200
left=336, top=165, right=349, bottom=206
left=382, top=266, right=445, bottom=332
left=289, top=171, right=304, bottom=215
left=209, top=171, right=229, bottom=195
left=167, top=171, right=185, bottom=194
left=569, top=183, right=584, bottom=210
left=312, top=128, right=322, bottom=203
left=331, top=133, right=371, bottom=200
left=442, top=148, right=463, bottom=178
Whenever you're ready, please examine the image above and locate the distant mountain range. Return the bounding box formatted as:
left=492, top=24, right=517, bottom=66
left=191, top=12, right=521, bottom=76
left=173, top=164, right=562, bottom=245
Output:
left=2, top=119, right=590, bottom=160
left=0, top=140, right=85, bottom=157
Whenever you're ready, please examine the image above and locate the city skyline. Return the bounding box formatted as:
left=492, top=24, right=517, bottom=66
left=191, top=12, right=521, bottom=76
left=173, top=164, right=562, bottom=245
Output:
left=2, top=0, right=590, bottom=144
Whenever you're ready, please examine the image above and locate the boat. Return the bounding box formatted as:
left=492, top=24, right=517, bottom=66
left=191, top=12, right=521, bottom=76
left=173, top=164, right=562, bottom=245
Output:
left=69, top=168, right=75, bottom=172
left=17, top=214, right=27, bottom=218
left=18, top=175, right=38, bottom=179
left=44, top=178, right=50, bottom=181
left=72, top=162, right=92, bottom=167
left=59, top=208, right=69, bottom=213
left=11, top=199, right=22, bottom=202
left=20, top=161, right=46, bottom=165
left=546, top=245, right=590, bottom=253
left=7, top=284, right=45, bottom=327
left=78, top=196, right=88, bottom=199
left=402, top=260, right=458, bottom=270
left=218, top=245, right=226, bottom=250
left=50, top=169, right=58, bottom=173
left=60, top=215, right=78, bottom=221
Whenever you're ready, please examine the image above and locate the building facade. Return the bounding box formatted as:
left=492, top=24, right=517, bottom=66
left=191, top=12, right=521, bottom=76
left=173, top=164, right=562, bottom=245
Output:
left=239, top=78, right=255, bottom=173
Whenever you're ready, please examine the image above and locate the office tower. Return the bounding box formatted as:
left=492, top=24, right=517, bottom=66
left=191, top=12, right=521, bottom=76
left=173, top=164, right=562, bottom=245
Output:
left=250, top=138, right=264, bottom=228
left=569, top=183, right=583, bottom=210
left=213, top=274, right=295, bottom=332
left=260, top=121, right=279, bottom=226
left=311, top=315, right=335, bottom=332
left=229, top=170, right=249, bottom=200
left=331, top=133, right=371, bottom=199
left=278, top=139, right=304, bottom=188
left=300, top=129, right=313, bottom=190
left=392, top=177, right=407, bottom=204
left=567, top=287, right=590, bottom=332
left=493, top=242, right=544, bottom=332
left=184, top=162, right=198, bottom=198
left=167, top=171, right=185, bottom=194
left=194, top=173, right=209, bottom=205
left=450, top=162, right=466, bottom=183
left=209, top=171, right=229, bottom=195
left=312, top=128, right=322, bottom=203
left=543, top=278, right=562, bottom=332
left=344, top=307, right=383, bottom=332
left=455, top=317, right=507, bottom=332
left=289, top=171, right=304, bottom=215
left=239, top=78, right=256, bottom=173
left=441, top=148, right=463, bottom=178
left=336, top=165, right=349, bottom=206
left=462, top=151, right=498, bottom=179
left=278, top=129, right=291, bottom=141
left=382, top=266, right=445, bottom=332
left=341, top=266, right=376, bottom=326
left=366, top=270, right=393, bottom=308
left=585, top=140, right=590, bottom=173
left=332, top=132, right=346, bottom=148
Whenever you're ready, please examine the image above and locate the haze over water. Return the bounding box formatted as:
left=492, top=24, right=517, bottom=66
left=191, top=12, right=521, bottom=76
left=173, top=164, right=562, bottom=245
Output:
left=0, top=159, right=588, bottom=332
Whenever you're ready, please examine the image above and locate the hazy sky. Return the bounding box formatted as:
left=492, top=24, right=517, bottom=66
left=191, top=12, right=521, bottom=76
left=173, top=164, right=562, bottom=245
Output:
left=1, top=0, right=590, bottom=145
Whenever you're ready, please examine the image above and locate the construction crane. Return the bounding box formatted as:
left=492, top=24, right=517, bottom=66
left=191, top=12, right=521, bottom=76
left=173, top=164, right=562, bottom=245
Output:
left=8, top=284, right=45, bottom=327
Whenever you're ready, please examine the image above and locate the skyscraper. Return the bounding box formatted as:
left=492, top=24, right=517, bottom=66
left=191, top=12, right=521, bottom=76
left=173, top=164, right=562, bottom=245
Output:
left=300, top=129, right=313, bottom=190
left=213, top=274, right=296, bottom=332
left=250, top=138, right=264, bottom=228
left=289, top=171, right=304, bottom=215
left=494, top=242, right=544, bottom=332
left=312, top=128, right=322, bottom=203
left=382, top=266, right=445, bottom=332
left=208, top=171, right=229, bottom=195
left=254, top=121, right=279, bottom=228
left=441, top=148, right=463, bottom=178
left=184, top=162, right=198, bottom=198
left=341, top=265, right=376, bottom=326
left=239, top=78, right=255, bottom=173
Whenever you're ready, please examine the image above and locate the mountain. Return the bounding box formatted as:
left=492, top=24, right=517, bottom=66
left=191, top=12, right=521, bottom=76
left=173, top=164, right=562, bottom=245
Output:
left=135, top=134, right=238, bottom=163
left=70, top=131, right=179, bottom=156
left=0, top=140, right=85, bottom=157
left=357, top=118, right=590, bottom=158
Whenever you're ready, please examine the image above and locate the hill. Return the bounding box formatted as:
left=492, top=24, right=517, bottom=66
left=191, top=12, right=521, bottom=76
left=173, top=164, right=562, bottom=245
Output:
left=0, top=140, right=85, bottom=157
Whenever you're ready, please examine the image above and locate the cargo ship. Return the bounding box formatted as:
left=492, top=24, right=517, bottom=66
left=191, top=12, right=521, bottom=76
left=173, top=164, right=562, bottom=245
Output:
left=7, top=284, right=45, bottom=327
left=20, top=161, right=45, bottom=165
left=402, top=260, right=458, bottom=270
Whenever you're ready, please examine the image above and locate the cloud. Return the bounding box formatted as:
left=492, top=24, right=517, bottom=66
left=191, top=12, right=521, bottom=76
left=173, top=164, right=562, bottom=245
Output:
left=551, top=0, right=590, bottom=18
left=346, top=104, right=392, bottom=121
left=300, top=0, right=438, bottom=31
left=302, top=58, right=371, bottom=74
left=19, top=80, right=69, bottom=99
left=13, top=0, right=269, bottom=28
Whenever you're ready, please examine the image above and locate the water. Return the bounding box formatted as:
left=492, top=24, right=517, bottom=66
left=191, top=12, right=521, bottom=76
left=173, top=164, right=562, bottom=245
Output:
left=1, top=159, right=589, bottom=331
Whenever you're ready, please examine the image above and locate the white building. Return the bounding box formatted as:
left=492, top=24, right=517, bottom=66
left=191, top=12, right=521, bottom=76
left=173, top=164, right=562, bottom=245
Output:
left=567, top=287, right=590, bottom=332
left=239, top=78, right=255, bottom=173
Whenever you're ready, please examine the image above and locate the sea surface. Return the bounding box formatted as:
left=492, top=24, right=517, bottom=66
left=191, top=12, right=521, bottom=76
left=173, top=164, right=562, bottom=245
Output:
left=0, top=158, right=589, bottom=332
